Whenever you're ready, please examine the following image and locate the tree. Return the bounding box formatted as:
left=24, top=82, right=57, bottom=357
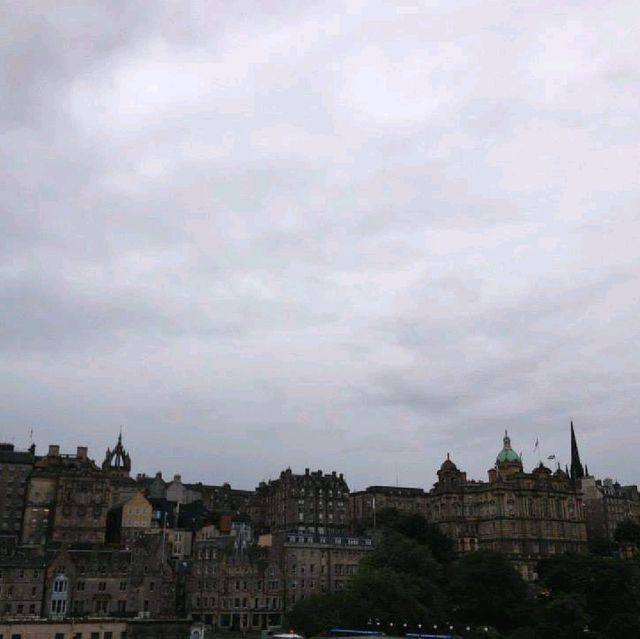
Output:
left=614, top=519, right=640, bottom=546
left=537, top=554, right=640, bottom=634
left=534, top=592, right=589, bottom=639
left=371, top=509, right=455, bottom=564
left=287, top=592, right=352, bottom=637
left=448, top=550, right=530, bottom=631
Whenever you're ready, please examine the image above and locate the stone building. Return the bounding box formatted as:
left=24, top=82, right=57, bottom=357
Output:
left=271, top=531, right=373, bottom=609
left=22, top=445, right=111, bottom=548
left=187, top=531, right=285, bottom=631
left=187, top=482, right=254, bottom=514
left=561, top=422, right=640, bottom=543
left=349, top=485, right=428, bottom=526
left=581, top=476, right=640, bottom=541
left=107, top=492, right=153, bottom=546
left=255, top=468, right=350, bottom=534
left=136, top=471, right=168, bottom=499
left=0, top=550, right=46, bottom=619
left=426, top=431, right=588, bottom=580
left=44, top=536, right=175, bottom=619
left=0, top=618, right=191, bottom=639
left=0, top=442, right=36, bottom=553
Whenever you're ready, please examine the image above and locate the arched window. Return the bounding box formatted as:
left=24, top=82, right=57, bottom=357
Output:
left=50, top=574, right=69, bottom=617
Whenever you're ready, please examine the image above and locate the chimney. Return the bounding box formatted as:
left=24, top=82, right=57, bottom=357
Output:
left=48, top=444, right=60, bottom=457
left=76, top=446, right=88, bottom=460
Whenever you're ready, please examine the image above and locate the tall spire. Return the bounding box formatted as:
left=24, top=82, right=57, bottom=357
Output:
left=570, top=420, right=584, bottom=480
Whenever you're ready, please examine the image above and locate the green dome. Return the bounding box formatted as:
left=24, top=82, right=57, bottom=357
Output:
left=496, top=431, right=521, bottom=464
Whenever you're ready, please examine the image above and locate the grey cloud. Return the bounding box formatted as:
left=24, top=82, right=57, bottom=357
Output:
left=1, top=0, right=639, bottom=489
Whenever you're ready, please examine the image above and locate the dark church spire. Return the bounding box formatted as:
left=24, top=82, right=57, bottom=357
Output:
left=570, top=420, right=584, bottom=480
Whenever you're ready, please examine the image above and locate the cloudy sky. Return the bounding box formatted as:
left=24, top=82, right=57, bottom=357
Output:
left=1, top=1, right=639, bottom=490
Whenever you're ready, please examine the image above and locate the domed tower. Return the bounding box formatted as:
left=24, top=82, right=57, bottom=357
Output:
left=494, top=430, right=522, bottom=478
left=436, top=453, right=466, bottom=488
left=102, top=431, right=132, bottom=478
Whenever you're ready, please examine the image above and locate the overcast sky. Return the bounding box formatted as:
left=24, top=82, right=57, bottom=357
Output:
left=1, top=1, right=639, bottom=491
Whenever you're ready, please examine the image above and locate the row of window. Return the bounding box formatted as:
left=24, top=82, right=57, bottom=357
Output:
left=1, top=602, right=38, bottom=615
left=0, top=569, right=40, bottom=579
left=0, top=631, right=128, bottom=639
left=0, top=585, right=39, bottom=596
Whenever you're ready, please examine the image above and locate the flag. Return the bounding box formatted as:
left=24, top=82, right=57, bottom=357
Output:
left=534, top=438, right=539, bottom=451
left=548, top=454, right=556, bottom=460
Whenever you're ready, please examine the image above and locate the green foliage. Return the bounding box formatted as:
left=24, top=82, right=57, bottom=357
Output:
left=606, top=612, right=640, bottom=637
left=534, top=592, right=589, bottom=639
left=289, top=511, right=640, bottom=639
left=588, top=535, right=617, bottom=557
left=372, top=509, right=455, bottom=564
left=537, top=554, right=640, bottom=634
left=448, top=550, right=530, bottom=631
left=614, top=519, right=640, bottom=546
left=287, top=592, right=352, bottom=637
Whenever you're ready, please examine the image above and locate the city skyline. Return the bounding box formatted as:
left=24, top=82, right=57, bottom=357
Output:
left=1, top=421, right=622, bottom=492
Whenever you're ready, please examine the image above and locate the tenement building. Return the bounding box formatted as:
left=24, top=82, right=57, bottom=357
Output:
left=270, top=530, right=373, bottom=609
left=44, top=536, right=175, bottom=619
left=426, top=431, right=588, bottom=580
left=0, top=549, right=46, bottom=619
left=564, top=422, right=640, bottom=542
left=580, top=476, right=640, bottom=541
left=187, top=521, right=285, bottom=630
left=254, top=468, right=350, bottom=534
left=0, top=443, right=36, bottom=553
left=22, top=445, right=112, bottom=548
left=349, top=485, right=428, bottom=527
